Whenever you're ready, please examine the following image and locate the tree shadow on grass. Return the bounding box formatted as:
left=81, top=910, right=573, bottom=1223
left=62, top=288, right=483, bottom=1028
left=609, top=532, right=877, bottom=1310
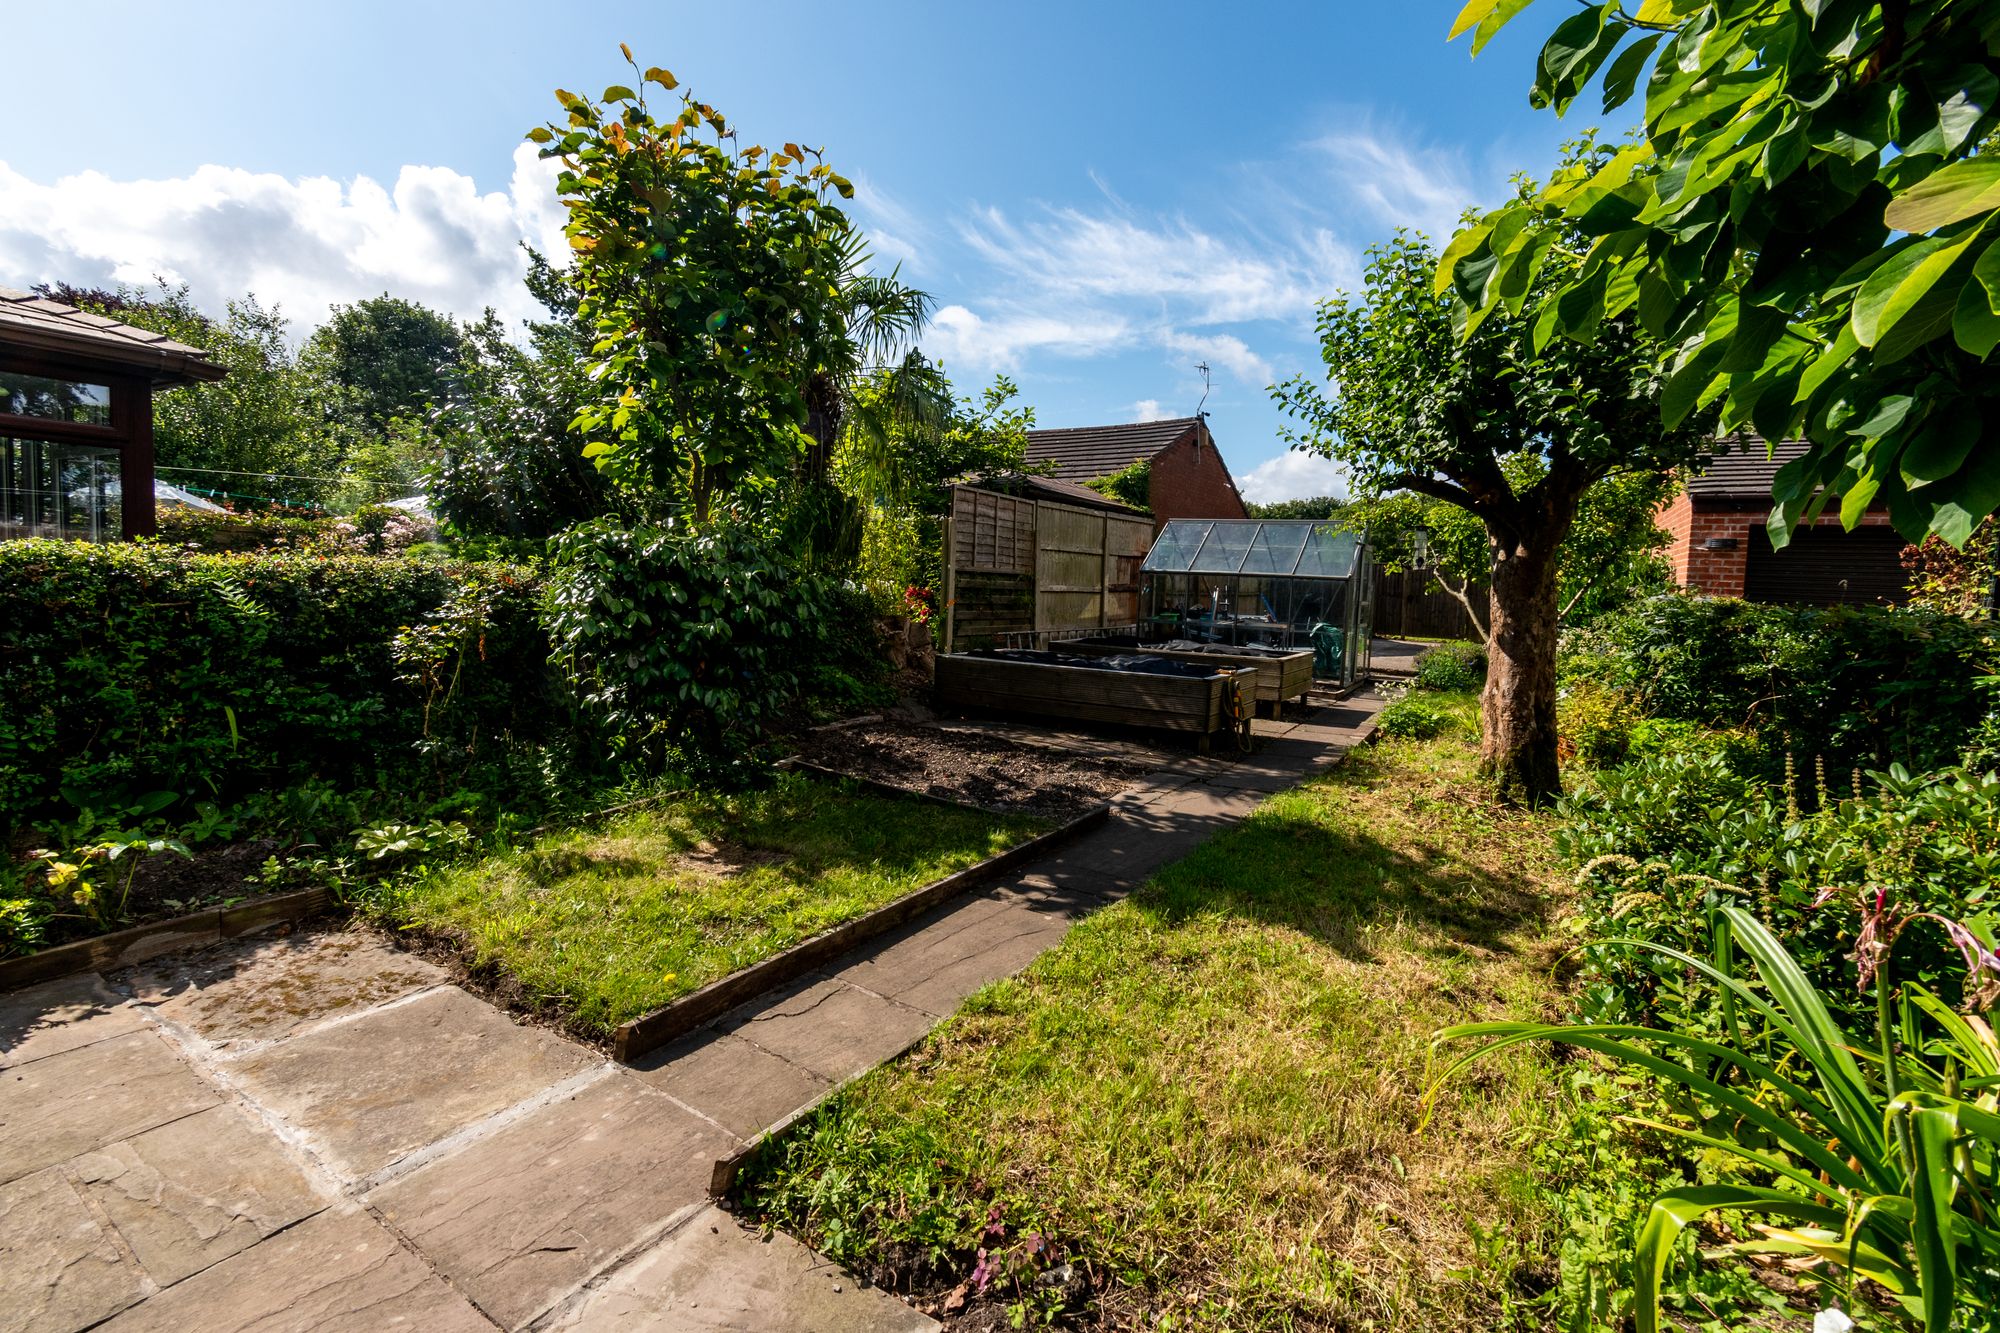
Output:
left=1134, top=802, right=1552, bottom=967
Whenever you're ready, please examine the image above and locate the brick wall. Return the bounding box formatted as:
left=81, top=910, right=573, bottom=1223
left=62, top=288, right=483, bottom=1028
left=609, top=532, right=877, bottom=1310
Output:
left=1656, top=497, right=1897, bottom=598
left=1146, top=425, right=1248, bottom=529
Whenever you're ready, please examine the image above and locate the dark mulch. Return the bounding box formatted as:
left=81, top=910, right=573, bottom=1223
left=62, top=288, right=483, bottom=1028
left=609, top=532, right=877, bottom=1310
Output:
left=791, top=721, right=1150, bottom=820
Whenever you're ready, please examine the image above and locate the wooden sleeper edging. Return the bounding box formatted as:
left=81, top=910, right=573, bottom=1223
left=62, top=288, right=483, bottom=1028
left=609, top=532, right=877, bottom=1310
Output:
left=610, top=800, right=1111, bottom=1065
left=0, top=887, right=333, bottom=992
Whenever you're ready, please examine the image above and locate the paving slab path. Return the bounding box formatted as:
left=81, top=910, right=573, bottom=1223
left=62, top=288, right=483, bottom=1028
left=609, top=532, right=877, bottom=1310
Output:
left=0, top=694, right=1379, bottom=1333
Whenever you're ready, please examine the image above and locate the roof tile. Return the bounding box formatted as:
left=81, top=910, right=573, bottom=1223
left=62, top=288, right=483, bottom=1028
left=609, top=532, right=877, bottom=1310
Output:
left=1024, top=417, right=1201, bottom=482
left=0, top=286, right=225, bottom=385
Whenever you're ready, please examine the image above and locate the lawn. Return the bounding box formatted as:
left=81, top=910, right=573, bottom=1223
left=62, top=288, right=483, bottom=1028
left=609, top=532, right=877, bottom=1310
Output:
left=380, top=772, right=1046, bottom=1036
left=737, top=693, right=1574, bottom=1330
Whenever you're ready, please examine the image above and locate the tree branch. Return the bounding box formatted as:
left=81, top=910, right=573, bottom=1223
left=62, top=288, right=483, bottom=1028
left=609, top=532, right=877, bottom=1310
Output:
left=1436, top=570, right=1491, bottom=642
left=1560, top=567, right=1604, bottom=620
left=1386, top=472, right=1482, bottom=512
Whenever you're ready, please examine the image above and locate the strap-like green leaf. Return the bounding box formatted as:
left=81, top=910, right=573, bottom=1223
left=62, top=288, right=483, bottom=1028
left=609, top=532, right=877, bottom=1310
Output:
left=1634, top=1186, right=1847, bottom=1333
left=1900, top=1102, right=1962, bottom=1331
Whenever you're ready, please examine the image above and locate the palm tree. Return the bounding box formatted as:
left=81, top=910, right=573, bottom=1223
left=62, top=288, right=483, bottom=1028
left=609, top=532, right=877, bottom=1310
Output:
left=790, top=235, right=953, bottom=569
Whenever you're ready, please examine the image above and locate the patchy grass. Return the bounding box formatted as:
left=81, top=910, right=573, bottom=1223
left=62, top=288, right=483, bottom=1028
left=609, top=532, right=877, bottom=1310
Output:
left=380, top=773, right=1044, bottom=1036
left=737, top=692, right=1573, bottom=1330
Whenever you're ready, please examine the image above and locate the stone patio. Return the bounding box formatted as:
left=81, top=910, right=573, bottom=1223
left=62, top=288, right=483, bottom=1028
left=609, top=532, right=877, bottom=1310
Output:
left=0, top=694, right=1379, bottom=1332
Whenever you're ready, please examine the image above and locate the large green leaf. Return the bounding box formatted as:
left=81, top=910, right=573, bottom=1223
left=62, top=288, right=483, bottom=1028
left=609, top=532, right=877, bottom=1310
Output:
left=1900, top=402, right=1979, bottom=486
left=1885, top=159, right=2000, bottom=234
left=1851, top=230, right=1984, bottom=349
left=1601, top=32, right=1663, bottom=114
left=1449, top=0, right=1541, bottom=53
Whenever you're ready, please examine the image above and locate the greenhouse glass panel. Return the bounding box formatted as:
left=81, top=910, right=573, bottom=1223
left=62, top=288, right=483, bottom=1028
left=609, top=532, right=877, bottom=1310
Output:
left=1239, top=522, right=1310, bottom=575
left=1188, top=521, right=1258, bottom=574
left=1139, top=520, right=1212, bottom=573
left=1294, top=524, right=1360, bottom=578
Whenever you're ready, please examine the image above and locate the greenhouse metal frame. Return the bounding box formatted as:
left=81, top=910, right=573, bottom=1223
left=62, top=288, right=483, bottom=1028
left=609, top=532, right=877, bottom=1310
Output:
left=1138, top=518, right=1375, bottom=685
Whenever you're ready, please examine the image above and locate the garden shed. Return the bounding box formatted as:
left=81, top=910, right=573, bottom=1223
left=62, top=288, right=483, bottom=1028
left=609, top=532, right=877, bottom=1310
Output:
left=1, top=287, right=225, bottom=543
left=1138, top=518, right=1376, bottom=686
left=941, top=475, right=1154, bottom=651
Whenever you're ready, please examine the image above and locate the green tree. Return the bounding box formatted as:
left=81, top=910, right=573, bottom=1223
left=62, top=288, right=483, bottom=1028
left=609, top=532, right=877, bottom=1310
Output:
left=538, top=55, right=939, bottom=540
left=303, top=295, right=465, bottom=434
left=839, top=372, right=1039, bottom=600
left=56, top=282, right=350, bottom=509
left=1352, top=467, right=1675, bottom=636
left=1245, top=496, right=1348, bottom=521
left=426, top=252, right=619, bottom=539
left=1272, top=219, right=1708, bottom=803
left=1444, top=0, right=2000, bottom=551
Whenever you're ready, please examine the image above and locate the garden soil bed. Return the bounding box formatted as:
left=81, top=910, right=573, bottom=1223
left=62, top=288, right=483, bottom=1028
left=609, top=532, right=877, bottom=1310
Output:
left=792, top=721, right=1149, bottom=819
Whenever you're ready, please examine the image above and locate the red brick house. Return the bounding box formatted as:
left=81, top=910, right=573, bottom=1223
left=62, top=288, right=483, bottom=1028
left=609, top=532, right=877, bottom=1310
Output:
left=1657, top=439, right=1911, bottom=605
left=1023, top=415, right=1248, bottom=531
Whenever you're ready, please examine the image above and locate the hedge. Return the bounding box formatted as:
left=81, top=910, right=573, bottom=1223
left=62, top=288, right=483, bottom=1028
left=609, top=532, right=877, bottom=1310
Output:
left=0, top=540, right=557, bottom=832
left=1561, top=594, right=2000, bottom=776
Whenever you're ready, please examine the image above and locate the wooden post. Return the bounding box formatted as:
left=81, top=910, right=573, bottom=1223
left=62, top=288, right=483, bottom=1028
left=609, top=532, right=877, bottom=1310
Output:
left=941, top=513, right=957, bottom=656
left=1097, top=512, right=1109, bottom=629
left=1030, top=500, right=1045, bottom=648
left=116, top=380, right=156, bottom=539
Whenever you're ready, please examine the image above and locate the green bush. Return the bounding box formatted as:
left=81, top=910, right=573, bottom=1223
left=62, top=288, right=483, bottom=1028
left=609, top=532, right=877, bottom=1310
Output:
left=544, top=519, right=884, bottom=777
left=154, top=507, right=337, bottom=551
left=1563, top=594, right=1999, bottom=776
left=1375, top=691, right=1460, bottom=739
left=1410, top=639, right=1487, bottom=692
left=1558, top=747, right=2000, bottom=1034
left=1556, top=679, right=1643, bottom=768
left=0, top=540, right=557, bottom=835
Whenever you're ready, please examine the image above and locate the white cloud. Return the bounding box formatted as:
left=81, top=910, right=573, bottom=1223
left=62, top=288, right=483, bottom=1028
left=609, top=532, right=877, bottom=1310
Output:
left=1304, top=124, right=1482, bottom=242
left=1237, top=449, right=1348, bottom=504
left=922, top=303, right=1134, bottom=374
left=960, top=203, right=1338, bottom=325
left=849, top=174, right=925, bottom=275
left=1156, top=329, right=1271, bottom=386
left=1132, top=398, right=1166, bottom=422
left=0, top=143, right=566, bottom=331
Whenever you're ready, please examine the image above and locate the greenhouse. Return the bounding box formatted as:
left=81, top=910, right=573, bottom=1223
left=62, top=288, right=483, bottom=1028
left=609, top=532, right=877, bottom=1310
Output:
left=1137, top=518, right=1375, bottom=685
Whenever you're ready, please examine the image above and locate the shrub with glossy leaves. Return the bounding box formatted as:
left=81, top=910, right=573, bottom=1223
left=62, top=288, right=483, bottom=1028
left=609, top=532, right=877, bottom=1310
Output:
left=544, top=519, right=873, bottom=774
left=1564, top=594, right=1998, bottom=777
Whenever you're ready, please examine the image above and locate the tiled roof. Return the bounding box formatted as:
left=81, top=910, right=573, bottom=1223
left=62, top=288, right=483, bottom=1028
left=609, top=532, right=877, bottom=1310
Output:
left=1685, top=436, right=1811, bottom=497
left=956, top=470, right=1145, bottom=514
left=1023, top=417, right=1202, bottom=483
left=0, top=287, right=227, bottom=386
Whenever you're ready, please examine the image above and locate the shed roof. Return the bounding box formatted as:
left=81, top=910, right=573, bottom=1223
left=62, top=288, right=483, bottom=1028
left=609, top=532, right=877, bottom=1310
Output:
left=955, top=471, right=1146, bottom=515
left=1023, top=417, right=1202, bottom=483
left=1685, top=437, right=1811, bottom=497
left=0, top=288, right=227, bottom=387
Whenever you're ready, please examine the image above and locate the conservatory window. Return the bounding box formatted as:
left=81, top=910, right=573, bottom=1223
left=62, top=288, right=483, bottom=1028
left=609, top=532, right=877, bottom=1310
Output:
left=0, top=372, right=112, bottom=426
left=1, top=438, right=121, bottom=542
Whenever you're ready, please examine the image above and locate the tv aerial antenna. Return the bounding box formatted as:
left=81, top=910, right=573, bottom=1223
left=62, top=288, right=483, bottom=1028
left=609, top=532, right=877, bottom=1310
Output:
left=1195, top=361, right=1211, bottom=419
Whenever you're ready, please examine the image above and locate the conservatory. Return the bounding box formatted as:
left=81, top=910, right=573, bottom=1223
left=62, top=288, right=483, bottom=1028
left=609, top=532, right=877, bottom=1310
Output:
left=1137, top=518, right=1375, bottom=685
left=0, top=286, right=225, bottom=542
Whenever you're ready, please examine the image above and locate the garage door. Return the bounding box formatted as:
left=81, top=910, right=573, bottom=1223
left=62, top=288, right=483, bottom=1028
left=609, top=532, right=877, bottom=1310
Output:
left=1744, top=524, right=1910, bottom=606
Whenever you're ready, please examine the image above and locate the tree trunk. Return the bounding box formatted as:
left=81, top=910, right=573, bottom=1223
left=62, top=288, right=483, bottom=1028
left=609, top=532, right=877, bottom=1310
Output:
left=1480, top=513, right=1569, bottom=806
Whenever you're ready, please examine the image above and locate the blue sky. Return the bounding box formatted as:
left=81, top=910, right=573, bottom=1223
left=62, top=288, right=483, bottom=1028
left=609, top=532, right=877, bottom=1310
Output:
left=0, top=1, right=1613, bottom=500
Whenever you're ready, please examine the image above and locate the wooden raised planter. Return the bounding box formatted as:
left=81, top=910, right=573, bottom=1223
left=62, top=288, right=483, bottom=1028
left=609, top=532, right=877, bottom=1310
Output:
left=933, top=652, right=1257, bottom=752
left=1062, top=638, right=1314, bottom=712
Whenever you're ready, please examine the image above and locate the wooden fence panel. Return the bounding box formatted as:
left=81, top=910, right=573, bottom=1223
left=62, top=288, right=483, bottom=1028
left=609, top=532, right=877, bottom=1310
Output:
left=1372, top=569, right=1485, bottom=641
